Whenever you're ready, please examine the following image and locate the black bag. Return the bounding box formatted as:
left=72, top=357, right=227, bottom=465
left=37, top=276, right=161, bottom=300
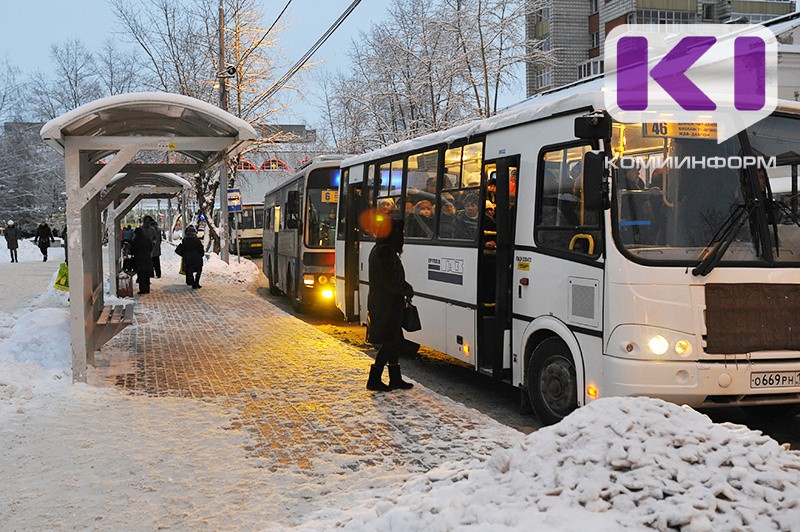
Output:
left=402, top=301, right=422, bottom=332
left=175, top=243, right=184, bottom=256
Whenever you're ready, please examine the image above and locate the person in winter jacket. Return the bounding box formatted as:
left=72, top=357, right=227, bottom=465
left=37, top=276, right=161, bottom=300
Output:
left=131, top=227, right=153, bottom=294
left=4, top=220, right=20, bottom=263
left=34, top=222, right=55, bottom=262
left=365, top=219, right=415, bottom=392
left=143, top=215, right=163, bottom=278
left=180, top=225, right=205, bottom=289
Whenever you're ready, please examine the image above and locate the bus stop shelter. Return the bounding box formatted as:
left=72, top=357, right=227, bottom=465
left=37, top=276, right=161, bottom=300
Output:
left=102, top=172, right=192, bottom=296
left=40, top=93, right=257, bottom=382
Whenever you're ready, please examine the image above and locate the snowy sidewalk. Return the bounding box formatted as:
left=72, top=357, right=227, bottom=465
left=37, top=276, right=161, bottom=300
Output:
left=89, top=264, right=514, bottom=474
left=2, top=251, right=800, bottom=530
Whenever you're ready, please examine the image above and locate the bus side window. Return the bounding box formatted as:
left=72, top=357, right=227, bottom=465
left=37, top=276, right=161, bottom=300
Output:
left=535, top=144, right=601, bottom=257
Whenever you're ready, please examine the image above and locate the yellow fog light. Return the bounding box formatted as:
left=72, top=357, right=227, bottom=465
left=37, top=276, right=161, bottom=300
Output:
left=321, top=289, right=334, bottom=299
left=648, top=335, right=669, bottom=356
left=303, top=274, right=314, bottom=286
left=587, top=385, right=599, bottom=399
left=329, top=276, right=335, bottom=285
left=318, top=275, right=328, bottom=284
left=675, top=339, right=692, bottom=356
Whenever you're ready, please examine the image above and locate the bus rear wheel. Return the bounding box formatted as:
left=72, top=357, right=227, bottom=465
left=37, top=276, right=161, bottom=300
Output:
left=267, top=259, right=280, bottom=296
left=527, top=338, right=578, bottom=426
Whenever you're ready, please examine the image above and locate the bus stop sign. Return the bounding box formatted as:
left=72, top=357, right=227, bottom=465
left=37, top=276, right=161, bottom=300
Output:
left=227, top=188, right=242, bottom=212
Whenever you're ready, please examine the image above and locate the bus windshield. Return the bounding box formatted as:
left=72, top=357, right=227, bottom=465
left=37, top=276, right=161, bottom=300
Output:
left=237, top=205, right=264, bottom=230
left=305, top=167, right=340, bottom=249
left=611, top=115, right=800, bottom=266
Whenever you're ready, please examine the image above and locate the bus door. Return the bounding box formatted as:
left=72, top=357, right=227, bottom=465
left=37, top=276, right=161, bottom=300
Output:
left=343, top=181, right=362, bottom=321
left=477, top=156, right=519, bottom=382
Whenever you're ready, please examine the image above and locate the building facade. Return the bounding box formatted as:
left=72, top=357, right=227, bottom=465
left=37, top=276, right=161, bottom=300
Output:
left=527, top=0, right=797, bottom=96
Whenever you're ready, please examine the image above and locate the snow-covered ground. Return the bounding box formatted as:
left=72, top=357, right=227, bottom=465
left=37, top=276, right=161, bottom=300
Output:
left=1, top=250, right=799, bottom=530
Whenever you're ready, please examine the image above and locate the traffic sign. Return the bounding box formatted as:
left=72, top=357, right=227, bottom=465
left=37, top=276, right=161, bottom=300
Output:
left=227, top=188, right=242, bottom=212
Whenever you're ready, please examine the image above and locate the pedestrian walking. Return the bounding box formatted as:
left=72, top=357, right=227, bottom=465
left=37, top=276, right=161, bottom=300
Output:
left=365, top=219, right=415, bottom=391
left=62, top=224, right=68, bottom=265
left=34, top=222, right=55, bottom=262
left=131, top=227, right=153, bottom=295
left=180, top=225, right=204, bottom=289
left=4, top=220, right=20, bottom=263
left=143, top=215, right=162, bottom=278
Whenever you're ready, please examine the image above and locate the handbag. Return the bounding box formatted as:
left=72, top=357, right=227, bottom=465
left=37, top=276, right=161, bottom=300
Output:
left=175, top=243, right=184, bottom=256
left=179, top=257, right=185, bottom=275
left=402, top=301, right=422, bottom=332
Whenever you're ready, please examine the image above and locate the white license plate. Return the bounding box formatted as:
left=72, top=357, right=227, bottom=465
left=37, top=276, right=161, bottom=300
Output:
left=750, top=371, right=800, bottom=389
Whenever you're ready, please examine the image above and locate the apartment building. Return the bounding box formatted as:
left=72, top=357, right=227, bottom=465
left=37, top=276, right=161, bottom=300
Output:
left=526, top=0, right=796, bottom=96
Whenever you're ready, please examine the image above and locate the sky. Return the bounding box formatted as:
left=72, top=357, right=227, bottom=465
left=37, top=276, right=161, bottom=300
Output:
left=0, top=0, right=436, bottom=127
left=1, top=236, right=800, bottom=529
left=0, top=0, right=527, bottom=129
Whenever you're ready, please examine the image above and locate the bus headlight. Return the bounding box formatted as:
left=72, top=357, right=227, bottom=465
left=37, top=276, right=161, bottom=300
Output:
left=303, top=274, right=315, bottom=286
left=648, top=335, right=670, bottom=356
left=318, top=275, right=328, bottom=284
left=321, top=289, right=334, bottom=299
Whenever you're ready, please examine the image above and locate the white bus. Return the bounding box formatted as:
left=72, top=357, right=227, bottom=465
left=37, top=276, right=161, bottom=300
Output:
left=335, top=78, right=800, bottom=425
left=228, top=203, right=265, bottom=256
left=263, top=155, right=344, bottom=313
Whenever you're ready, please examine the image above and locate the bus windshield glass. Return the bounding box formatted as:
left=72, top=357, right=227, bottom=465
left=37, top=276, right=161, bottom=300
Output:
left=611, top=116, right=800, bottom=266
left=237, top=205, right=264, bottom=230
left=305, top=167, right=340, bottom=249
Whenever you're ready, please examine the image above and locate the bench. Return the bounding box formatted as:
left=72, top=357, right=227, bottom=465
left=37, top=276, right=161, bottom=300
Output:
left=94, top=303, right=134, bottom=351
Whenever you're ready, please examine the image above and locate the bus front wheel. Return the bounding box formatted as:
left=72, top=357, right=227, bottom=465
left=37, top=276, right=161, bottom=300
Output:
left=527, top=338, right=578, bottom=426
left=740, top=403, right=800, bottom=420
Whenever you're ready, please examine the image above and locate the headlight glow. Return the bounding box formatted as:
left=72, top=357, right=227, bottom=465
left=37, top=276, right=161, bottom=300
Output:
left=303, top=274, right=314, bottom=286
left=321, top=289, right=334, bottom=299
left=648, top=335, right=670, bottom=355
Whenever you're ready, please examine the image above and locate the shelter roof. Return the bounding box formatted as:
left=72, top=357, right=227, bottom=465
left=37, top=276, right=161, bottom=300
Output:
left=40, top=92, right=257, bottom=168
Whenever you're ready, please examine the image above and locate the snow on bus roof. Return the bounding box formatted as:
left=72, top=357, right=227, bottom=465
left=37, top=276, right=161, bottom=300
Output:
left=341, top=79, right=605, bottom=167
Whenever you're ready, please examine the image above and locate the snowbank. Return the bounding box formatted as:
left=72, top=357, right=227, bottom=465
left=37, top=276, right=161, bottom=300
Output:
left=0, top=237, right=65, bottom=263
left=304, top=397, right=800, bottom=531
left=160, top=243, right=260, bottom=285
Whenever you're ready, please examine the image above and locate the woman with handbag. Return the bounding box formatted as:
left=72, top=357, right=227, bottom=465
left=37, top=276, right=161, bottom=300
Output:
left=366, top=219, right=415, bottom=391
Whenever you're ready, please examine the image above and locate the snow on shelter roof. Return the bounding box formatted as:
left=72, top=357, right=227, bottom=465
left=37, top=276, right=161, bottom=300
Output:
left=40, top=92, right=257, bottom=167
left=342, top=79, right=605, bottom=167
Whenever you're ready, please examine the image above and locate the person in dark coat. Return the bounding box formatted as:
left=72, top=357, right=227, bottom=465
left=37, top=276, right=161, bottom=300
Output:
left=4, top=220, right=20, bottom=263
left=181, top=225, right=205, bottom=289
left=366, top=219, right=415, bottom=391
left=143, top=215, right=163, bottom=278
left=34, top=222, right=55, bottom=262
left=131, top=227, right=153, bottom=294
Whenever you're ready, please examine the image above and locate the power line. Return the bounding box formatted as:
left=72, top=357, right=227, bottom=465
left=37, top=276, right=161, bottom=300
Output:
left=238, top=0, right=294, bottom=66
left=248, top=0, right=363, bottom=113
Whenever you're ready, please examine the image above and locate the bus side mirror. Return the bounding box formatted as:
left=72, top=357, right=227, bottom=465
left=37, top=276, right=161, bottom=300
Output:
left=575, top=112, right=611, bottom=140
left=286, top=190, right=300, bottom=229
left=583, top=151, right=607, bottom=211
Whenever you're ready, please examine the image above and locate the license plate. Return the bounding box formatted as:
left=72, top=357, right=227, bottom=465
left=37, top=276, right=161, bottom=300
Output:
left=750, top=371, right=800, bottom=389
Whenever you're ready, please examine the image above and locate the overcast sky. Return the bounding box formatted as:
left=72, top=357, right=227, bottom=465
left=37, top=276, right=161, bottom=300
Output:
left=0, top=0, right=395, bottom=125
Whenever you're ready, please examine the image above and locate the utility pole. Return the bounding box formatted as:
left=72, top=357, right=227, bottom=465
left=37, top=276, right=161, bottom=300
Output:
left=218, top=0, right=230, bottom=263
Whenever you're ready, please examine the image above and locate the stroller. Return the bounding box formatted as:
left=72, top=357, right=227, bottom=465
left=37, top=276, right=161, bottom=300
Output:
left=121, top=240, right=136, bottom=274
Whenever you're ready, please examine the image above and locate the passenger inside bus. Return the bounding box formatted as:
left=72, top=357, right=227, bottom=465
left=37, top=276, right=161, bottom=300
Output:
left=454, top=191, right=481, bottom=240
left=439, top=193, right=459, bottom=239
left=405, top=199, right=435, bottom=238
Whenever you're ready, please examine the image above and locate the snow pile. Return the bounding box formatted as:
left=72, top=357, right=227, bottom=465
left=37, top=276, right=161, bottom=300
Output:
left=0, top=237, right=65, bottom=263
left=316, top=397, right=800, bottom=531
left=160, top=245, right=260, bottom=285
left=0, top=306, right=72, bottom=416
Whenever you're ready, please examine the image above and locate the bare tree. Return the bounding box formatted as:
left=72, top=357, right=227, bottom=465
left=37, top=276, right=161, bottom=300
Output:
left=318, top=0, right=550, bottom=151
left=93, top=39, right=147, bottom=95
left=111, top=0, right=289, bottom=252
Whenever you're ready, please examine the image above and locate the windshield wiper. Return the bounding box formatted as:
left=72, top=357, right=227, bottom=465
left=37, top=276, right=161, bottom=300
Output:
left=692, top=202, right=756, bottom=276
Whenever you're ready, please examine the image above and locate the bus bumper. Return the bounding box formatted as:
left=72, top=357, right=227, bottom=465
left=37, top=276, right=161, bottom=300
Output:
left=602, top=355, right=800, bottom=409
